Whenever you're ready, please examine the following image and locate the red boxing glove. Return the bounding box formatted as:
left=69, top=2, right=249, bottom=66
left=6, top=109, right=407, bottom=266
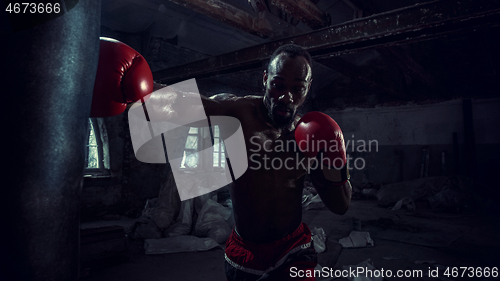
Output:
left=295, top=111, right=349, bottom=184
left=90, top=37, right=153, bottom=117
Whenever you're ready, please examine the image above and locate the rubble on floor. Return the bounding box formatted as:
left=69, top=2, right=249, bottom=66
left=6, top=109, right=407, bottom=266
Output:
left=128, top=190, right=234, bottom=254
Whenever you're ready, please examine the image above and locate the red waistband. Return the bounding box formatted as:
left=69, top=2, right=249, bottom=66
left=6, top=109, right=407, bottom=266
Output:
left=231, top=222, right=309, bottom=248
left=225, top=222, right=313, bottom=272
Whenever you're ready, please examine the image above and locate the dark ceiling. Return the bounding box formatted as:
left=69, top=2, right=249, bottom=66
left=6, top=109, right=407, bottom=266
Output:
left=100, top=0, right=500, bottom=110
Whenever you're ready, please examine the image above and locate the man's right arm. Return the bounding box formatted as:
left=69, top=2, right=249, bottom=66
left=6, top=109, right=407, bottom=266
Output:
left=204, top=93, right=240, bottom=116
left=134, top=83, right=234, bottom=122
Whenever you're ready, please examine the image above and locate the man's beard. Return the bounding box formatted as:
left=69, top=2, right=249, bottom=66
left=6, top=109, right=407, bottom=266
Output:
left=269, top=105, right=296, bottom=130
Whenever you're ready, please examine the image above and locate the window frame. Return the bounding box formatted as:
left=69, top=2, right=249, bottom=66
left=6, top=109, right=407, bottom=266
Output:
left=84, top=118, right=111, bottom=178
left=178, top=125, right=226, bottom=172
left=212, top=125, right=226, bottom=169
left=179, top=127, right=201, bottom=170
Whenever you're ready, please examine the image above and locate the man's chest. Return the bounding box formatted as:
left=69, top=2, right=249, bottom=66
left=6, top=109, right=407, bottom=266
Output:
left=242, top=125, right=309, bottom=179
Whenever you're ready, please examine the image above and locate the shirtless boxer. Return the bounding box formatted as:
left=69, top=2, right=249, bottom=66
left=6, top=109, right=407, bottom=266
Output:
left=150, top=44, right=352, bottom=280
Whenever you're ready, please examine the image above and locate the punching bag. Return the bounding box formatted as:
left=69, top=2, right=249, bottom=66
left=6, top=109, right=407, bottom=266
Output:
left=1, top=1, right=101, bottom=280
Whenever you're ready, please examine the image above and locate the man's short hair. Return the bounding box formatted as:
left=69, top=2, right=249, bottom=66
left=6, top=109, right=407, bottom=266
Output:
left=267, top=44, right=312, bottom=72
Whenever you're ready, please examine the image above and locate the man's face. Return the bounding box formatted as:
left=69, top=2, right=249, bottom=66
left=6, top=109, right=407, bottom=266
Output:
left=263, top=53, right=312, bottom=129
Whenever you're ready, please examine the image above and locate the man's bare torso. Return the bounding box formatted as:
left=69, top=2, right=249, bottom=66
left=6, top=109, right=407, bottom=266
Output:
left=220, top=95, right=308, bottom=243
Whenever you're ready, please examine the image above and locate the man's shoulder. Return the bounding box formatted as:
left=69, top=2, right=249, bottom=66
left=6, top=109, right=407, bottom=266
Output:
left=209, top=93, right=262, bottom=107
left=206, top=94, right=262, bottom=118
left=209, top=93, right=239, bottom=102
left=241, top=95, right=264, bottom=104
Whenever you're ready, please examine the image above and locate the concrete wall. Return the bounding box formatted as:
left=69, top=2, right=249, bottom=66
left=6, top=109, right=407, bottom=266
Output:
left=321, top=98, right=500, bottom=186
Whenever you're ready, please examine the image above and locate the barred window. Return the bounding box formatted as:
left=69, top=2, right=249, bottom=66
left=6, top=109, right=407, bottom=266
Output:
left=85, top=118, right=110, bottom=177
left=212, top=125, right=225, bottom=168
left=179, top=125, right=225, bottom=170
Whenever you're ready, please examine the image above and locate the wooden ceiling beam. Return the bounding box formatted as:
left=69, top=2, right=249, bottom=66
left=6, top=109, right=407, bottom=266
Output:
left=248, top=0, right=269, bottom=13
left=271, top=0, right=330, bottom=29
left=166, top=0, right=273, bottom=38
left=154, top=0, right=500, bottom=84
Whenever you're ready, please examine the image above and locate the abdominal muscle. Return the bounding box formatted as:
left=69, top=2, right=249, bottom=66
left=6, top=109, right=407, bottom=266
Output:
left=229, top=167, right=305, bottom=243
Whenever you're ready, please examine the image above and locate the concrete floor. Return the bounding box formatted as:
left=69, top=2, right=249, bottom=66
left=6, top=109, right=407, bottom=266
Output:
left=79, top=199, right=500, bottom=281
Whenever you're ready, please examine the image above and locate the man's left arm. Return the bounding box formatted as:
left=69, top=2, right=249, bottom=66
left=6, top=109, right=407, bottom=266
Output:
left=310, top=165, right=352, bottom=215
left=295, top=111, right=352, bottom=215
